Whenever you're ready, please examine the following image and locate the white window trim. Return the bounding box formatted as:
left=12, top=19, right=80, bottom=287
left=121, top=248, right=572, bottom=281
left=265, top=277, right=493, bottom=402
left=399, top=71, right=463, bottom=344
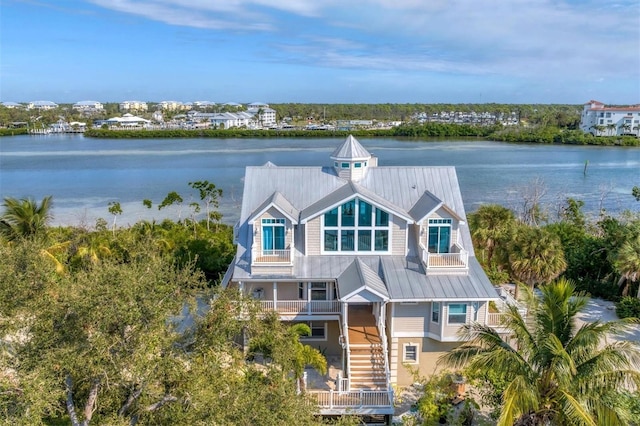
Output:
left=320, top=198, right=392, bottom=254
left=300, top=321, right=328, bottom=341
left=431, top=302, right=440, bottom=323
left=403, top=342, right=419, bottom=364
left=427, top=218, right=453, bottom=254
left=447, top=303, right=468, bottom=325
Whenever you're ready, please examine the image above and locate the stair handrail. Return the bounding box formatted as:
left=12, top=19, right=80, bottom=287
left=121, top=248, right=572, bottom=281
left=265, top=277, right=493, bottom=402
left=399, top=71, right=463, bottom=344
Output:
left=341, top=304, right=351, bottom=391
left=376, top=314, right=392, bottom=393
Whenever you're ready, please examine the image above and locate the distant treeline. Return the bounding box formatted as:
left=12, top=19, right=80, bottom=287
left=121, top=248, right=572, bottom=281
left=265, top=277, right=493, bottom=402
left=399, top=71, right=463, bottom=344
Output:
left=270, top=103, right=581, bottom=127
left=489, top=126, right=640, bottom=146
left=0, top=128, right=28, bottom=136
left=1, top=102, right=582, bottom=128
left=84, top=123, right=640, bottom=146
left=84, top=123, right=498, bottom=139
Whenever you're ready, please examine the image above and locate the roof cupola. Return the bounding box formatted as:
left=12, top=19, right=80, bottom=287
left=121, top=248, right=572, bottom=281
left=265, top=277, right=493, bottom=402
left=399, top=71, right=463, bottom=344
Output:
left=330, top=135, right=376, bottom=181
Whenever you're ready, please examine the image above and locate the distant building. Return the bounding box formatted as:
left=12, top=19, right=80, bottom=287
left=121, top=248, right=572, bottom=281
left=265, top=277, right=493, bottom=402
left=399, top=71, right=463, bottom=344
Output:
left=247, top=106, right=276, bottom=126
left=73, top=101, right=104, bottom=112
left=27, top=100, right=58, bottom=110
left=119, top=101, right=148, bottom=112
left=190, top=111, right=253, bottom=128
left=158, top=101, right=190, bottom=111
left=579, top=100, right=640, bottom=136
left=1, top=102, right=24, bottom=109
left=192, top=101, right=216, bottom=109
left=106, top=113, right=151, bottom=128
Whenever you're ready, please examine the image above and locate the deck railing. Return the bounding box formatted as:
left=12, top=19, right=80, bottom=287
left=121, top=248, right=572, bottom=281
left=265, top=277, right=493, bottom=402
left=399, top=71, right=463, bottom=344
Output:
left=252, top=248, right=292, bottom=264
left=420, top=243, right=469, bottom=270
left=308, top=390, right=393, bottom=409
left=259, top=300, right=341, bottom=315
left=486, top=312, right=506, bottom=326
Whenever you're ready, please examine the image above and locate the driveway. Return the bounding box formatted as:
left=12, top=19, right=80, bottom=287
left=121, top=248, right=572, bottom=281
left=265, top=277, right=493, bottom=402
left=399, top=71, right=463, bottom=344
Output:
left=575, top=297, right=640, bottom=343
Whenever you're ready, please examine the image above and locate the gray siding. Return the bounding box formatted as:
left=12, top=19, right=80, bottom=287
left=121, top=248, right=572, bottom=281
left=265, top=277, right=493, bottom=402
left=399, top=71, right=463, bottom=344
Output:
left=306, top=217, right=322, bottom=255
left=392, top=302, right=429, bottom=334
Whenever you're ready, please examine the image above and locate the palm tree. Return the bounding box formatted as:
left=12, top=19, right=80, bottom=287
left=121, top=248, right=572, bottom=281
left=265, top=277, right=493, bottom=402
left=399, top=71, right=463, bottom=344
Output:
left=508, top=226, right=567, bottom=298
left=469, top=204, right=515, bottom=266
left=441, top=279, right=640, bottom=425
left=615, top=234, right=640, bottom=297
left=0, top=195, right=53, bottom=239
left=248, top=314, right=327, bottom=393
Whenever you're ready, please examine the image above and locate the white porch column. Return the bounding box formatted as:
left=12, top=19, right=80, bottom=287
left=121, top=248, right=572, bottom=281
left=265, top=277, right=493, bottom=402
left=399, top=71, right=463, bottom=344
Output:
left=273, top=282, right=278, bottom=311
left=307, top=281, right=311, bottom=315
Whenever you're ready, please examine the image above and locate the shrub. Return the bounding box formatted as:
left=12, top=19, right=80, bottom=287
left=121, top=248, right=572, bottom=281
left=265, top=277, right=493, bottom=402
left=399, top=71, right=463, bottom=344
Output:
left=615, top=296, right=640, bottom=319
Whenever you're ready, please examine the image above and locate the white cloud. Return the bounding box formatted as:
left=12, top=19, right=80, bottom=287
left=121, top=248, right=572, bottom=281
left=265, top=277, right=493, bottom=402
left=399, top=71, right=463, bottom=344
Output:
left=84, top=0, right=639, bottom=82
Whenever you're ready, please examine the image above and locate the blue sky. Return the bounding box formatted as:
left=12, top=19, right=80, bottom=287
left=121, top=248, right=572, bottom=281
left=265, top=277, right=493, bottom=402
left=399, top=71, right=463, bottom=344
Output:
left=1, top=0, right=639, bottom=104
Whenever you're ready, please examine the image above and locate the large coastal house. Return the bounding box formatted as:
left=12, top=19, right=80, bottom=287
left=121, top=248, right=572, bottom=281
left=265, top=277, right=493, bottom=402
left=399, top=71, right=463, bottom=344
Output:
left=222, top=136, right=509, bottom=418
left=580, top=100, right=640, bottom=136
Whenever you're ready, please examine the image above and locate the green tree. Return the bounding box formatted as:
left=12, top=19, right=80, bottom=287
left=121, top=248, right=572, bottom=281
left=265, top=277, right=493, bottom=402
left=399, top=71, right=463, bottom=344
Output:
left=0, top=239, right=208, bottom=424
left=508, top=226, right=567, bottom=298
left=189, top=180, right=223, bottom=231
left=158, top=191, right=184, bottom=222
left=632, top=186, right=640, bottom=202
left=615, top=234, right=640, bottom=297
left=468, top=204, right=516, bottom=267
left=441, top=279, right=640, bottom=426
left=0, top=195, right=53, bottom=239
left=248, top=314, right=327, bottom=393
left=107, top=201, right=122, bottom=234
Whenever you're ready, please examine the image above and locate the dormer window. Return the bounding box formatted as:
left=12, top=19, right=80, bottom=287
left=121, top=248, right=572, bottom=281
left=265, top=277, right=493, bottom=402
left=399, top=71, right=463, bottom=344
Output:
left=323, top=199, right=390, bottom=253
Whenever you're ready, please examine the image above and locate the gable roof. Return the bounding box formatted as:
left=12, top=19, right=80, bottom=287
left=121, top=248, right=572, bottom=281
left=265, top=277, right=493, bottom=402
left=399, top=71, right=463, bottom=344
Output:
left=330, top=135, right=371, bottom=160
left=337, top=258, right=389, bottom=301
left=409, top=190, right=464, bottom=222
left=248, top=191, right=300, bottom=224
left=300, top=180, right=413, bottom=224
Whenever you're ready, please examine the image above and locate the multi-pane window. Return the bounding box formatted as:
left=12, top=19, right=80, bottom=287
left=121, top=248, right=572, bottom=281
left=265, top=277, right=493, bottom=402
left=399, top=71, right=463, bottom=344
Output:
left=428, top=218, right=452, bottom=254
left=262, top=218, right=285, bottom=254
left=300, top=321, right=326, bottom=340
left=298, top=282, right=335, bottom=300
left=403, top=344, right=418, bottom=363
left=310, top=282, right=328, bottom=300
left=323, top=199, right=390, bottom=252
left=448, top=304, right=467, bottom=324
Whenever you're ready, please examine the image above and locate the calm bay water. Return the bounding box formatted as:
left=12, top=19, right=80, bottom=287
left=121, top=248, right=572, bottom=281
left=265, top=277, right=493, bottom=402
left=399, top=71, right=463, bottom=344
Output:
left=0, top=134, right=638, bottom=226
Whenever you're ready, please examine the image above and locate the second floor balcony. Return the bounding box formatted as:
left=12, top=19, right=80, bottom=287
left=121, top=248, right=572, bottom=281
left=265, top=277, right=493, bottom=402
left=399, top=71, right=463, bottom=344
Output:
left=420, top=242, right=469, bottom=272
left=252, top=248, right=293, bottom=265
left=259, top=299, right=341, bottom=315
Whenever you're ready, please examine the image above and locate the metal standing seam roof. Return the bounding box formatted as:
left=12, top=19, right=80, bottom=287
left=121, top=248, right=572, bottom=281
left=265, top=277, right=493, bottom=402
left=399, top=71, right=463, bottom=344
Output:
left=228, top=136, right=491, bottom=300
left=330, top=135, right=372, bottom=160
left=337, top=258, right=389, bottom=300
left=248, top=191, right=300, bottom=224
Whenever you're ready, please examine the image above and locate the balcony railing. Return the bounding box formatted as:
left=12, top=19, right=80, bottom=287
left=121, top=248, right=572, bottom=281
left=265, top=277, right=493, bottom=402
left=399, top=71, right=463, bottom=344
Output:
left=486, top=312, right=507, bottom=326
left=308, top=390, right=394, bottom=412
left=420, top=243, right=469, bottom=270
left=259, top=300, right=341, bottom=315
left=252, top=248, right=292, bottom=264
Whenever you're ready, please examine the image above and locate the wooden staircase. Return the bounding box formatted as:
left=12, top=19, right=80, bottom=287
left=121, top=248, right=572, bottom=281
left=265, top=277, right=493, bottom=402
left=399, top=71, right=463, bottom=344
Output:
left=347, top=307, right=388, bottom=391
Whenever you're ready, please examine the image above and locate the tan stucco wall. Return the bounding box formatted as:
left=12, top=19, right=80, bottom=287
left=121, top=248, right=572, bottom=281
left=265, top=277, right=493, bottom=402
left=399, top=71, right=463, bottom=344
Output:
left=295, top=320, right=342, bottom=356
left=392, top=337, right=461, bottom=387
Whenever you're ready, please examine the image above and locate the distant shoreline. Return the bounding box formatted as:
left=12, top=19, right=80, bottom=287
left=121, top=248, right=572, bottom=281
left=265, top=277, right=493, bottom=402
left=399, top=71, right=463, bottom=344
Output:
left=2, top=125, right=639, bottom=147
